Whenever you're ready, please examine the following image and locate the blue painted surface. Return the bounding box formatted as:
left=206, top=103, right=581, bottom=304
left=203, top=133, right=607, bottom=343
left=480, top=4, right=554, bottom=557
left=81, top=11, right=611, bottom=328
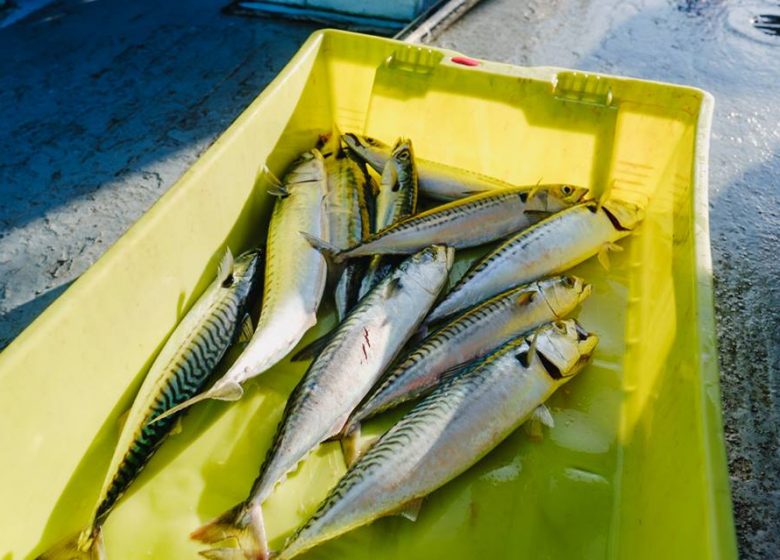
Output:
left=0, top=0, right=318, bottom=349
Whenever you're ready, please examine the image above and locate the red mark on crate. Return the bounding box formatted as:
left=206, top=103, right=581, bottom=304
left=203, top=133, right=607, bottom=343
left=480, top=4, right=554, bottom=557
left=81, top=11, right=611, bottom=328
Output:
left=451, top=56, right=479, bottom=67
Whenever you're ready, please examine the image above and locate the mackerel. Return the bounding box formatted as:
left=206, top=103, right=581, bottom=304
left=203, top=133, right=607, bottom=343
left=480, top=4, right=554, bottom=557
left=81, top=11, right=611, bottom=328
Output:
left=327, top=183, right=589, bottom=263
left=157, top=150, right=329, bottom=416
left=427, top=198, right=645, bottom=324
left=36, top=249, right=262, bottom=559
left=343, top=132, right=565, bottom=202
left=324, top=147, right=371, bottom=319
left=359, top=137, right=419, bottom=298
left=276, top=320, right=598, bottom=560
left=192, top=246, right=454, bottom=559
left=345, top=275, right=591, bottom=434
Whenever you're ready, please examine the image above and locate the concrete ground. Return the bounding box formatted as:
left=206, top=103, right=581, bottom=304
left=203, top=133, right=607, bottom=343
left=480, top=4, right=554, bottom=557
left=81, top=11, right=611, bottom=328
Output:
left=434, top=1, right=780, bottom=557
left=1, top=0, right=777, bottom=557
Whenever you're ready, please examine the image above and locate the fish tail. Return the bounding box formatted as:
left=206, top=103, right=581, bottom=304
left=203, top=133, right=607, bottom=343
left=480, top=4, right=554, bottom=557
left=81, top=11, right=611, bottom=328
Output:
left=35, top=527, right=105, bottom=559
left=193, top=502, right=269, bottom=560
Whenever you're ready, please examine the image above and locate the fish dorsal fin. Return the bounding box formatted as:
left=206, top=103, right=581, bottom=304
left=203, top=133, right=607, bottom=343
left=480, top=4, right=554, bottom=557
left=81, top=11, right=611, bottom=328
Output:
left=218, top=248, right=234, bottom=287
left=238, top=314, right=254, bottom=344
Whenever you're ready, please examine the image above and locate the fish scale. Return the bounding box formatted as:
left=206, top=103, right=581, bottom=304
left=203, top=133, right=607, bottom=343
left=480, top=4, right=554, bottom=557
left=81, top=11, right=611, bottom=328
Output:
left=359, top=138, right=419, bottom=299
left=156, top=150, right=330, bottom=415
left=326, top=150, right=371, bottom=319
left=345, top=275, right=591, bottom=432
left=277, top=320, right=598, bottom=560
left=191, top=245, right=454, bottom=560
left=334, top=182, right=588, bottom=261
left=427, top=199, right=645, bottom=324
left=36, top=249, right=262, bottom=558
left=91, top=252, right=260, bottom=528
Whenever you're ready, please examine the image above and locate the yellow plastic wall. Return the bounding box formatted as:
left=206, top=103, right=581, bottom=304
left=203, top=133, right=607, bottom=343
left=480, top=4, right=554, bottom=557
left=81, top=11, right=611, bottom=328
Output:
left=0, top=30, right=735, bottom=559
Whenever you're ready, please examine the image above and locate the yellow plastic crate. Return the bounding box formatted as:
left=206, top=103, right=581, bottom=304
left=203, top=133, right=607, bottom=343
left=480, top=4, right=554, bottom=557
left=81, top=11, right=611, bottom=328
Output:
left=0, top=30, right=736, bottom=559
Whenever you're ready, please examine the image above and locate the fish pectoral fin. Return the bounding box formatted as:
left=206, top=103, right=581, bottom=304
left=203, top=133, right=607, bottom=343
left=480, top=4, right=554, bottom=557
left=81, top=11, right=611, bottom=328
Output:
left=526, top=404, right=555, bottom=442
left=217, top=248, right=235, bottom=287
left=261, top=165, right=285, bottom=197
left=597, top=241, right=624, bottom=271
left=299, top=231, right=346, bottom=264
left=532, top=404, right=555, bottom=428
left=148, top=382, right=244, bottom=425
left=238, top=314, right=254, bottom=345
left=389, top=497, right=425, bottom=522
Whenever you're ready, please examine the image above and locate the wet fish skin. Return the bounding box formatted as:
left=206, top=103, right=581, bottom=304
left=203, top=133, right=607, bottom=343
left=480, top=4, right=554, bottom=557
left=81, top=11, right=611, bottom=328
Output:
left=345, top=275, right=591, bottom=432
left=359, top=137, right=419, bottom=298
left=324, top=147, right=371, bottom=319
left=277, top=320, right=598, bottom=560
left=343, top=132, right=570, bottom=202
left=192, top=245, right=454, bottom=560
left=427, top=198, right=645, bottom=324
left=36, top=248, right=262, bottom=559
left=337, top=182, right=589, bottom=261
left=159, top=150, right=330, bottom=415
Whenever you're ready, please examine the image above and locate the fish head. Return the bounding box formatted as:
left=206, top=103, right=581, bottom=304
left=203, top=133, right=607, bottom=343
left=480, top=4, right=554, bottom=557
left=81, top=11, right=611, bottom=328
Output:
left=526, top=184, right=591, bottom=213
left=528, top=320, right=598, bottom=380
left=399, top=245, right=454, bottom=290
left=283, top=149, right=327, bottom=194
left=600, top=198, right=646, bottom=231
left=537, top=275, right=592, bottom=317
left=389, top=137, right=416, bottom=189
left=232, top=248, right=263, bottom=285
left=342, top=133, right=391, bottom=172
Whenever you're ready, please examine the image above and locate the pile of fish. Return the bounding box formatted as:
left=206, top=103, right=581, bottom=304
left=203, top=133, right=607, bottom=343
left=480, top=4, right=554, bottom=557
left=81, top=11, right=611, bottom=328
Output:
left=38, top=131, right=644, bottom=560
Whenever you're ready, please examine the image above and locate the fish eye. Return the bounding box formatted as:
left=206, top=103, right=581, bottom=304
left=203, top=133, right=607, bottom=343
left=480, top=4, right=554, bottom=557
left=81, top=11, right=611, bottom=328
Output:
left=366, top=137, right=380, bottom=146
left=397, top=150, right=410, bottom=161
left=562, top=276, right=575, bottom=287
left=562, top=185, right=573, bottom=195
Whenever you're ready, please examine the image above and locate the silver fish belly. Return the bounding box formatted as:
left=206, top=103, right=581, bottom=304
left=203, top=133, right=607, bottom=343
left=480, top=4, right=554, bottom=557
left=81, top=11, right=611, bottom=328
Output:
left=427, top=199, right=645, bottom=324
left=345, top=275, right=591, bottom=431
left=191, top=245, right=454, bottom=559
left=359, top=138, right=419, bottom=298
left=339, top=183, right=589, bottom=260
left=36, top=248, right=261, bottom=559
left=342, top=132, right=564, bottom=202
left=278, top=320, right=598, bottom=560
left=182, top=150, right=330, bottom=406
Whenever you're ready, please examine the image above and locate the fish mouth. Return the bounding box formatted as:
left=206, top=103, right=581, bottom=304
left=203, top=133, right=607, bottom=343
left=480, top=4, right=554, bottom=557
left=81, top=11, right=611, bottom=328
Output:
left=576, top=331, right=599, bottom=360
